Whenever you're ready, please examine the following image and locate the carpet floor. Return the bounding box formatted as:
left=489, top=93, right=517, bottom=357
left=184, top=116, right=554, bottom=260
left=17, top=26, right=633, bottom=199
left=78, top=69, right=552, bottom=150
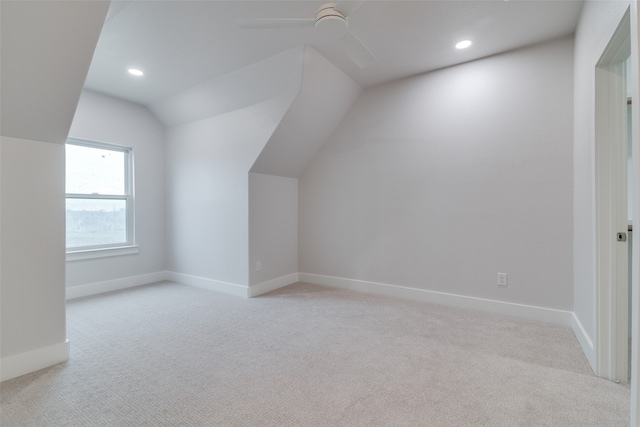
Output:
left=0, top=281, right=630, bottom=426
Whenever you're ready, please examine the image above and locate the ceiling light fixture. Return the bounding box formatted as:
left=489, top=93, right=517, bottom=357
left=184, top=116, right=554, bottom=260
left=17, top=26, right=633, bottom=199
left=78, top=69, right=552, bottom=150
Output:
left=455, top=40, right=472, bottom=49
left=127, top=68, right=144, bottom=76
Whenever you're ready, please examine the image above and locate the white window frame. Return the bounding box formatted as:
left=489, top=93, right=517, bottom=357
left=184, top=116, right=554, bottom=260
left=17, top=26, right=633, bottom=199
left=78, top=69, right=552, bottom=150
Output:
left=65, top=138, right=138, bottom=261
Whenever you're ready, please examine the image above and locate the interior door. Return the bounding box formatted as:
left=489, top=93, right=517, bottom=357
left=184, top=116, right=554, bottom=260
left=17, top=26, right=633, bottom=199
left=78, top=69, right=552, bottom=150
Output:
left=595, top=11, right=631, bottom=383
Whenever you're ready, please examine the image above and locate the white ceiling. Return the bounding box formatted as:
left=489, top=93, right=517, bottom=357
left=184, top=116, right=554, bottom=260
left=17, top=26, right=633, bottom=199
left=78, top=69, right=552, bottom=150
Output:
left=84, top=0, right=584, bottom=106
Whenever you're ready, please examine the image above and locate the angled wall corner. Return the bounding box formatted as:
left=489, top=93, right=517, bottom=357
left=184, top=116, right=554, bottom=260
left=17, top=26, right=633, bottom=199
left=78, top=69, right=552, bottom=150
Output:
left=0, top=1, right=108, bottom=381
left=0, top=1, right=110, bottom=144
left=250, top=46, right=363, bottom=179
left=248, top=172, right=299, bottom=288
left=247, top=46, right=361, bottom=293
left=166, top=96, right=296, bottom=287
left=163, top=48, right=305, bottom=290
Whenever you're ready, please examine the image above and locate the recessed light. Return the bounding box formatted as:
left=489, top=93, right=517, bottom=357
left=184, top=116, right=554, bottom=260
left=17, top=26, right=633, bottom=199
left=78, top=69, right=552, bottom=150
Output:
left=455, top=40, right=472, bottom=49
left=127, top=68, right=144, bottom=76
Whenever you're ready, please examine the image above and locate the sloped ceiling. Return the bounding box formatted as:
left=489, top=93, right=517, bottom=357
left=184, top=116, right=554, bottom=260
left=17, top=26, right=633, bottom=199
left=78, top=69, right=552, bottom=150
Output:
left=150, top=47, right=304, bottom=128
left=0, top=1, right=109, bottom=144
left=147, top=44, right=360, bottom=180
left=34, top=0, right=581, bottom=179
left=84, top=1, right=583, bottom=107
left=251, top=46, right=362, bottom=178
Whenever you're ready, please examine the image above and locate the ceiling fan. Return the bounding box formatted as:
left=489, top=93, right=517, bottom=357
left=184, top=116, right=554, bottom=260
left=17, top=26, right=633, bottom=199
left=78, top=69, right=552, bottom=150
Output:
left=238, top=1, right=376, bottom=69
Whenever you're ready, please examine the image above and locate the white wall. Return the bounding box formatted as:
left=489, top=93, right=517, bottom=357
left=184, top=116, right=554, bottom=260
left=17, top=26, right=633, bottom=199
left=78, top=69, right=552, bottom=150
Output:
left=0, top=1, right=107, bottom=381
left=245, top=47, right=360, bottom=295
left=165, top=96, right=294, bottom=289
left=163, top=48, right=304, bottom=294
left=300, top=37, right=574, bottom=313
left=572, top=0, right=633, bottom=370
left=66, top=90, right=166, bottom=292
left=249, top=173, right=298, bottom=287
left=0, top=137, right=68, bottom=378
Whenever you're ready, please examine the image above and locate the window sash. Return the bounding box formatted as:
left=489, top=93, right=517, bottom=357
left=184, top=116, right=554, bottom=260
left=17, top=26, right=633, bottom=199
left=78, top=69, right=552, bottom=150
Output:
left=65, top=139, right=134, bottom=252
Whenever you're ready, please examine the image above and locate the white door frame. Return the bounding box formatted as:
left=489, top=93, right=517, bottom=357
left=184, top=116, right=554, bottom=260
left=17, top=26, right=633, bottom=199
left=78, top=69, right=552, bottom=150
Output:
left=629, top=1, right=640, bottom=424
left=595, top=9, right=631, bottom=383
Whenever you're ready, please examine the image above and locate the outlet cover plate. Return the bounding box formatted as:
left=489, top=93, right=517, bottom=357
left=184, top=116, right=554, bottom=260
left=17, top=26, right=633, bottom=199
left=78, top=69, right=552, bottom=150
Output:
left=497, top=273, right=508, bottom=286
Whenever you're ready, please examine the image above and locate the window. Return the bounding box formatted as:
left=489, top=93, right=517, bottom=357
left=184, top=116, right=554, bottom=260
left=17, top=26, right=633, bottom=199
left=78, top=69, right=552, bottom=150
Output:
left=66, top=139, right=136, bottom=259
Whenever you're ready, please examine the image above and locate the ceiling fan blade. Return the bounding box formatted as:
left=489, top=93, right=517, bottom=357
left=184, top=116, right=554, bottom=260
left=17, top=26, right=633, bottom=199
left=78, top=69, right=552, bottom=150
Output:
left=338, top=31, right=376, bottom=69
left=334, top=0, right=366, bottom=17
left=237, top=18, right=315, bottom=29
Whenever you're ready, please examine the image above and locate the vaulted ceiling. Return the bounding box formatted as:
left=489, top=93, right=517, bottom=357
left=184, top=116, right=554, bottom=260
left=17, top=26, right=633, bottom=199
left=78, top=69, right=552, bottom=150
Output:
left=85, top=0, right=584, bottom=106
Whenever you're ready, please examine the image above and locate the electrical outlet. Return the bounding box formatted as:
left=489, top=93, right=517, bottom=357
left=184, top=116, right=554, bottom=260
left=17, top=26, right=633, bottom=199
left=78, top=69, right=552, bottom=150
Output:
left=256, top=261, right=262, bottom=271
left=497, top=273, right=508, bottom=286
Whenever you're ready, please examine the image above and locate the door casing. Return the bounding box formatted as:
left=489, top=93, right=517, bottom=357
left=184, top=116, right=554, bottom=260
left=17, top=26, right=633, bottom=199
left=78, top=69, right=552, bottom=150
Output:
left=595, top=9, right=631, bottom=383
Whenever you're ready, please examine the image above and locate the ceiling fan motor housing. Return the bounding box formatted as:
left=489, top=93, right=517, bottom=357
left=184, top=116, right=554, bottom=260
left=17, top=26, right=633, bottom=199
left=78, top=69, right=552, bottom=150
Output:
left=315, top=2, right=348, bottom=39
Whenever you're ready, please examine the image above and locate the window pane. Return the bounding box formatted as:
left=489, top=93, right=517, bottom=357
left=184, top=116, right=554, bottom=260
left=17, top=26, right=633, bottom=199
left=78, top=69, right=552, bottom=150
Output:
left=66, top=144, right=126, bottom=195
left=66, top=198, right=127, bottom=248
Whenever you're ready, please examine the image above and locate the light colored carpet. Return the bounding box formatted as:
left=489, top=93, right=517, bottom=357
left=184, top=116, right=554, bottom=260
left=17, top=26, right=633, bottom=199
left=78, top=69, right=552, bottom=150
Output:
left=0, top=281, right=630, bottom=426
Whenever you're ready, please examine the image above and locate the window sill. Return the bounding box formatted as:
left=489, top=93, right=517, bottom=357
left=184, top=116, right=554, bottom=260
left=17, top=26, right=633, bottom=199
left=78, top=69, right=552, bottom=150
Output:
left=66, top=245, right=139, bottom=262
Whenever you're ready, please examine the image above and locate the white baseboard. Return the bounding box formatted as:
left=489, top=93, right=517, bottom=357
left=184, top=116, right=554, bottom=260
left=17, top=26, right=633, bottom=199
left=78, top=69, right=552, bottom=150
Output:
left=299, top=273, right=573, bottom=326
left=1, top=340, right=70, bottom=382
left=572, top=312, right=596, bottom=372
left=64, top=269, right=575, bottom=326
left=249, top=273, right=299, bottom=297
left=166, top=271, right=248, bottom=298
left=66, top=271, right=167, bottom=300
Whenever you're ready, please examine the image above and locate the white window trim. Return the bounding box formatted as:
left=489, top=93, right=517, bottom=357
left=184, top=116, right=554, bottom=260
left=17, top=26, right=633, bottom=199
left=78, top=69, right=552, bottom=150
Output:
left=65, top=138, right=136, bottom=260
left=66, top=245, right=140, bottom=262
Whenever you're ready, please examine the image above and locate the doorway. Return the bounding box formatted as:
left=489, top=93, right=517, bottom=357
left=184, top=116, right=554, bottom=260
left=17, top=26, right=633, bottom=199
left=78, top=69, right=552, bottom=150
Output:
left=595, top=9, right=631, bottom=383
left=628, top=58, right=633, bottom=382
